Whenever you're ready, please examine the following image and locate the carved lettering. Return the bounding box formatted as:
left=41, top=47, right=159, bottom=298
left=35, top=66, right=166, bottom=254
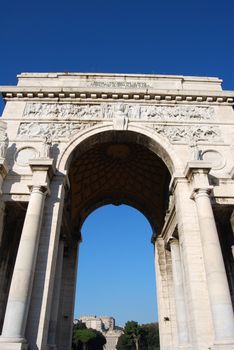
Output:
left=90, top=81, right=151, bottom=88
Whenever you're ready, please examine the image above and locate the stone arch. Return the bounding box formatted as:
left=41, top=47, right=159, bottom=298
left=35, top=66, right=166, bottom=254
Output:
left=1, top=73, right=234, bottom=350
left=58, top=126, right=182, bottom=233
left=57, top=124, right=183, bottom=176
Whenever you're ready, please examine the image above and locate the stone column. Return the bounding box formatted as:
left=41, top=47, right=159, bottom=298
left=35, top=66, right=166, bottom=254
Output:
left=0, top=185, right=47, bottom=344
left=173, top=176, right=213, bottom=349
left=0, top=159, right=54, bottom=350
left=169, top=238, right=190, bottom=347
left=47, top=239, right=64, bottom=349
left=192, top=187, right=234, bottom=343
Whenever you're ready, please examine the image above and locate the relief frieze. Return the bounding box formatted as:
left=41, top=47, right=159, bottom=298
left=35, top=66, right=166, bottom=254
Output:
left=151, top=125, right=222, bottom=143
left=17, top=120, right=222, bottom=145
left=17, top=122, right=97, bottom=139
left=23, top=103, right=214, bottom=121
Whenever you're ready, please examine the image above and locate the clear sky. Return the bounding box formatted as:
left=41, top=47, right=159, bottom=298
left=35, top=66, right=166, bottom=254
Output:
left=76, top=205, right=156, bottom=326
left=1, top=0, right=234, bottom=327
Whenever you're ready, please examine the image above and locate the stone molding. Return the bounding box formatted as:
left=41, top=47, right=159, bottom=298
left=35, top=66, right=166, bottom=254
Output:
left=1, top=87, right=234, bottom=105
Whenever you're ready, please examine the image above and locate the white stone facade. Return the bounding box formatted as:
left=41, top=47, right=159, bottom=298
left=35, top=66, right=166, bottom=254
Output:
left=0, top=73, right=233, bottom=350
left=79, top=315, right=115, bottom=332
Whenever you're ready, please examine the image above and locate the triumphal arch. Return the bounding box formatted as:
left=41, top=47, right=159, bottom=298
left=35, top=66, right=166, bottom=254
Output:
left=0, top=73, right=233, bottom=350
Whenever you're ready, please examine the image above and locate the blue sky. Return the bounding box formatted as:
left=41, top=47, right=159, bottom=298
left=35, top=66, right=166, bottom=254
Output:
left=1, top=0, right=234, bottom=327
left=76, top=205, right=155, bottom=326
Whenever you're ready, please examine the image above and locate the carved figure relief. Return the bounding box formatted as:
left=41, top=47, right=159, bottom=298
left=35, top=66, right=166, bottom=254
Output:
left=0, top=132, right=9, bottom=158
left=113, top=104, right=128, bottom=130
left=17, top=122, right=97, bottom=139
left=189, top=140, right=201, bottom=160
left=152, top=125, right=222, bottom=143
left=42, top=133, right=52, bottom=158
left=23, top=103, right=214, bottom=121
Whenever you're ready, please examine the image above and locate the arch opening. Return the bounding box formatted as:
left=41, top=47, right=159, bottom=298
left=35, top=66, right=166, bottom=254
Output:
left=75, top=204, right=157, bottom=327
left=56, top=130, right=172, bottom=349
left=67, top=130, right=172, bottom=234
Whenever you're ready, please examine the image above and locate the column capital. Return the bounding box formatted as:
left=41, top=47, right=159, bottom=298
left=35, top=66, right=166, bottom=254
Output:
left=28, top=184, right=48, bottom=195
left=184, top=161, right=212, bottom=179
left=29, top=158, right=55, bottom=178
left=190, top=186, right=214, bottom=200
left=28, top=158, right=55, bottom=195
left=185, top=161, right=213, bottom=190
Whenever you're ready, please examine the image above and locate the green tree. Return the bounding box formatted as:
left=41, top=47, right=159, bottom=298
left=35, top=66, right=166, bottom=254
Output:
left=140, top=323, right=160, bottom=350
left=117, top=322, right=160, bottom=350
left=117, top=321, right=142, bottom=350
left=72, top=322, right=106, bottom=350
left=89, top=330, right=106, bottom=350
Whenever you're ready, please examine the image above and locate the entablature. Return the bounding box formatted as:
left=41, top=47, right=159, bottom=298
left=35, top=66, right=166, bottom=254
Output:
left=1, top=86, right=234, bottom=105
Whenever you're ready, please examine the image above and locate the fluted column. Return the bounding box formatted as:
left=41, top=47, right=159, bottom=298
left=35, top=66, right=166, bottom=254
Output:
left=192, top=187, right=234, bottom=342
left=169, top=238, right=190, bottom=347
left=1, top=185, right=47, bottom=342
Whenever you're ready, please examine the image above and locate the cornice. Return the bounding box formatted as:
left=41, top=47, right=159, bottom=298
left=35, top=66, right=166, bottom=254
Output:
left=0, top=86, right=234, bottom=105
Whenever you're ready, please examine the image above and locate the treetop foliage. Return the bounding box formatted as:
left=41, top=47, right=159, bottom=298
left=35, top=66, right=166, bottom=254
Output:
left=72, top=322, right=106, bottom=350
left=116, top=321, right=160, bottom=350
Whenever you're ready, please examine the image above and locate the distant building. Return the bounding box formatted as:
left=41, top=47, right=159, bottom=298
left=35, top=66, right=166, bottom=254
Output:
left=76, top=315, right=123, bottom=350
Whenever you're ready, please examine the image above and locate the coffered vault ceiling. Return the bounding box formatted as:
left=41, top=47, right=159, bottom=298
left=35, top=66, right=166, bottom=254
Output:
left=69, top=141, right=171, bottom=233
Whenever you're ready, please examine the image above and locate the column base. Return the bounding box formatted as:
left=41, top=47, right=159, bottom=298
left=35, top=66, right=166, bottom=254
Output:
left=0, top=337, right=28, bottom=350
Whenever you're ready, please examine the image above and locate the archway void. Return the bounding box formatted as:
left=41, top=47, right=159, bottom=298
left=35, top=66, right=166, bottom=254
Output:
left=68, top=130, right=171, bottom=233
left=75, top=204, right=157, bottom=326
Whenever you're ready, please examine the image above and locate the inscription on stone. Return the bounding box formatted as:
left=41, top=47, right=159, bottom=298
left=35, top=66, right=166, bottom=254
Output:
left=90, top=81, right=151, bottom=88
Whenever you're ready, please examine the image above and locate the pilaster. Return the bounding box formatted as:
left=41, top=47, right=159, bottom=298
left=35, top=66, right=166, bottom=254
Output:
left=168, top=237, right=190, bottom=348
